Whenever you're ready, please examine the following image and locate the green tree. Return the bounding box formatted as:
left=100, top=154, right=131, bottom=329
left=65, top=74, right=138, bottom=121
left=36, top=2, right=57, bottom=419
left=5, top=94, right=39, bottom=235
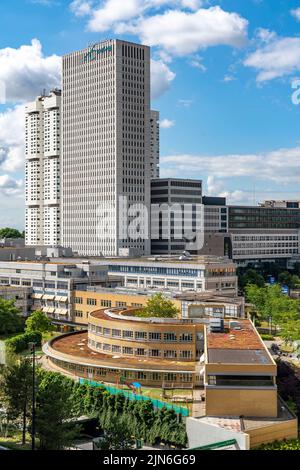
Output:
left=95, top=416, right=135, bottom=450
left=239, top=269, right=265, bottom=291
left=136, top=293, right=180, bottom=318
left=0, top=359, right=33, bottom=445
left=278, top=272, right=293, bottom=288
left=25, top=310, right=54, bottom=335
left=36, top=371, right=79, bottom=450
left=0, top=228, right=24, bottom=239
left=0, top=298, right=24, bottom=335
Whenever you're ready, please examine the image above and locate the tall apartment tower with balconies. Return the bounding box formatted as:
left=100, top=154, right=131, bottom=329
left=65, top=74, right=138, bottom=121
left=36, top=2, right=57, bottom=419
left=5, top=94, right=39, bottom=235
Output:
left=25, top=90, right=61, bottom=246
left=150, top=110, right=160, bottom=178
left=62, top=40, right=151, bottom=257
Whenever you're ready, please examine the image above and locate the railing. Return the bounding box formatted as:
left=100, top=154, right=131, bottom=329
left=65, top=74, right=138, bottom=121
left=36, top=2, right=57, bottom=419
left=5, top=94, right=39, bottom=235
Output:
left=78, top=378, right=189, bottom=417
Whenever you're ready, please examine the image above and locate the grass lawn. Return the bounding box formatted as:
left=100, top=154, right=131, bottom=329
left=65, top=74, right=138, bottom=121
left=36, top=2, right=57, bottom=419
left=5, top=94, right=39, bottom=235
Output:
left=120, top=385, right=194, bottom=411
left=0, top=433, right=32, bottom=450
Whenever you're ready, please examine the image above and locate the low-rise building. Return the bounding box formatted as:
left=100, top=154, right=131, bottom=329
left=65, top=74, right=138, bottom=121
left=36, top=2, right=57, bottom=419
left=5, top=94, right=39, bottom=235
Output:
left=0, top=285, right=33, bottom=316
left=100, top=255, right=238, bottom=295
left=0, top=260, right=108, bottom=325
left=187, top=318, right=298, bottom=449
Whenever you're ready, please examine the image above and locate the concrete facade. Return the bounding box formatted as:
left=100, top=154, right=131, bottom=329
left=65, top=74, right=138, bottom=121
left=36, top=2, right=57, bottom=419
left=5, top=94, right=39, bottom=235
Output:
left=25, top=90, right=61, bottom=247
left=62, top=40, right=151, bottom=257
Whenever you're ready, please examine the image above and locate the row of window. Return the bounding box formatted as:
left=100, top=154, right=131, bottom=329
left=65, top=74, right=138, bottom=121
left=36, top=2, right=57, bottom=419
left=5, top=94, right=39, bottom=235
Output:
left=88, top=339, right=193, bottom=359
left=89, top=324, right=193, bottom=343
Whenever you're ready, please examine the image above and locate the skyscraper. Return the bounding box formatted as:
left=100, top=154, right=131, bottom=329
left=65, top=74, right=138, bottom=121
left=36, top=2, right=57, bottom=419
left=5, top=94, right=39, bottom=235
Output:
left=25, top=89, right=61, bottom=246
left=62, top=40, right=151, bottom=257
left=150, top=110, right=160, bottom=178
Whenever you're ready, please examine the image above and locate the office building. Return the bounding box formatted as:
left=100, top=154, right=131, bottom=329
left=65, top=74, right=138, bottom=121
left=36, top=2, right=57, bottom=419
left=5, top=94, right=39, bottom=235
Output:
left=0, top=260, right=108, bottom=324
left=228, top=203, right=300, bottom=264
left=25, top=90, right=61, bottom=247
left=150, top=110, right=160, bottom=178
left=62, top=40, right=151, bottom=257
left=151, top=178, right=203, bottom=255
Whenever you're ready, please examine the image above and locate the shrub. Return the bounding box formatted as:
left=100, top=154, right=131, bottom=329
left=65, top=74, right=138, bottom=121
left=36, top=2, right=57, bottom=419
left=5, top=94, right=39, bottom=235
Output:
left=6, top=331, right=42, bottom=353
left=260, top=334, right=275, bottom=341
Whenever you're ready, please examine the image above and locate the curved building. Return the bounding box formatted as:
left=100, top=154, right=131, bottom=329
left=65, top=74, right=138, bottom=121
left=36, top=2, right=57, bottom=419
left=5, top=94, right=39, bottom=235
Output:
left=43, top=307, right=205, bottom=387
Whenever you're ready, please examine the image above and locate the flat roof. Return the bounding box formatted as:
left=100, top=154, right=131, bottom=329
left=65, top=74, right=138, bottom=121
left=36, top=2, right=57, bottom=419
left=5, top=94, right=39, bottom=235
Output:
left=208, top=349, right=271, bottom=365
left=207, top=319, right=273, bottom=365
left=49, top=332, right=196, bottom=372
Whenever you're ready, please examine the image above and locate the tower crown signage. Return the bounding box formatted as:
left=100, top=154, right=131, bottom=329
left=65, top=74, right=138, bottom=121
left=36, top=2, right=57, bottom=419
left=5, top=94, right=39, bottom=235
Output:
left=83, top=44, right=112, bottom=63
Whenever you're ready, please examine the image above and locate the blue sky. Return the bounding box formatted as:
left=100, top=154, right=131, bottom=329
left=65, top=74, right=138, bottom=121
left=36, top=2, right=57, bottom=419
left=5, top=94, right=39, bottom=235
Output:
left=1, top=0, right=300, bottom=228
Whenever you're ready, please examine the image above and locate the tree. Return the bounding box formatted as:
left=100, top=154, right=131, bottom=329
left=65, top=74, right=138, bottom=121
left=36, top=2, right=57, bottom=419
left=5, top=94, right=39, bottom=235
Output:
left=0, top=228, right=24, bottom=239
left=136, top=293, right=180, bottom=318
left=0, top=298, right=24, bottom=335
left=95, top=416, right=135, bottom=450
left=25, top=310, right=54, bottom=335
left=278, top=272, right=293, bottom=288
left=239, top=269, right=265, bottom=291
left=0, top=359, right=33, bottom=445
left=36, top=371, right=79, bottom=450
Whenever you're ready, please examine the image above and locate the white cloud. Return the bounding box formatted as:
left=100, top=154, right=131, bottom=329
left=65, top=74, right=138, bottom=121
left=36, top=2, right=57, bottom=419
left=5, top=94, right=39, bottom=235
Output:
left=244, top=36, right=300, bottom=82
left=151, top=59, right=176, bottom=99
left=86, top=0, right=146, bottom=32
left=291, top=7, right=300, bottom=21
left=161, top=146, right=300, bottom=184
left=177, top=99, right=193, bottom=107
left=0, top=39, right=61, bottom=102
left=0, top=175, right=24, bottom=197
left=70, top=0, right=92, bottom=16
left=74, top=3, right=248, bottom=56
left=160, top=118, right=175, bottom=128
left=136, top=6, right=248, bottom=56
left=189, top=55, right=207, bottom=72
left=0, top=105, right=25, bottom=172
left=223, top=75, right=236, bottom=82
left=255, top=28, right=276, bottom=44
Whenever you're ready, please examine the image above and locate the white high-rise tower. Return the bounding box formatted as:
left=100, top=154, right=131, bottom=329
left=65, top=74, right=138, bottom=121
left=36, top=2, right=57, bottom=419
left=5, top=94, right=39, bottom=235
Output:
left=62, top=39, right=151, bottom=257
left=25, top=90, right=61, bottom=246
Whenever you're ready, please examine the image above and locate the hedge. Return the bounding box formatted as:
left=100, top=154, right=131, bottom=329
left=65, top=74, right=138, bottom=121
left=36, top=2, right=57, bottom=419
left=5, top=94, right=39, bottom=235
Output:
left=37, top=370, right=188, bottom=447
left=6, top=330, right=42, bottom=353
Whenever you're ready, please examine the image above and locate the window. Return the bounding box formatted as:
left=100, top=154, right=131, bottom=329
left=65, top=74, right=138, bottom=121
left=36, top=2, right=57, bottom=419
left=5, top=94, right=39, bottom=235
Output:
left=116, top=301, right=127, bottom=307
left=164, top=333, right=177, bottom=342
left=136, top=348, right=146, bottom=356
left=149, top=349, right=160, bottom=357
left=123, top=347, right=133, bottom=355
left=123, top=330, right=133, bottom=339
left=74, top=297, right=83, bottom=304
left=112, top=329, right=121, bottom=338
left=180, top=350, right=192, bottom=359
left=87, top=298, right=97, bottom=306
left=74, top=310, right=83, bottom=318
left=135, top=331, right=147, bottom=340
left=101, top=299, right=112, bottom=307
left=112, top=345, right=121, bottom=353
left=103, top=328, right=111, bottom=337
left=180, top=333, right=193, bottom=342
left=149, top=332, right=161, bottom=341
left=164, top=350, right=177, bottom=359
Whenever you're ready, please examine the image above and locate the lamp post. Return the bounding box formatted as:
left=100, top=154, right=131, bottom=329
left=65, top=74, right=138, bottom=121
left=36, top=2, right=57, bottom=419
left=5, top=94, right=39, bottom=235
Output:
left=28, top=342, right=36, bottom=451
